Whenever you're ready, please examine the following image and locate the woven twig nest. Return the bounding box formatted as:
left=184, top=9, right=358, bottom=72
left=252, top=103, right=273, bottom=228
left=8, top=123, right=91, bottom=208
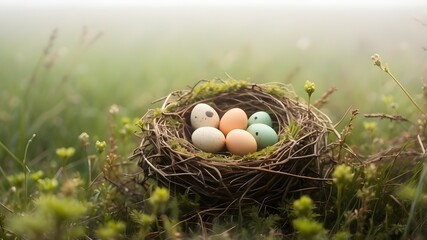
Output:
left=135, top=79, right=335, bottom=206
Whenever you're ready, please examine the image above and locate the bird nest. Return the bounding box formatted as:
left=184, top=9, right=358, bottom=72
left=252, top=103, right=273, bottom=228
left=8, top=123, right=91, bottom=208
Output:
left=134, top=79, right=336, bottom=207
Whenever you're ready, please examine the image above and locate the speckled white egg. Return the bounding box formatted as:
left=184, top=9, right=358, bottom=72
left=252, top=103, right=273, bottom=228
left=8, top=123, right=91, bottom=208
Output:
left=191, top=127, right=225, bottom=153
left=190, top=103, right=220, bottom=129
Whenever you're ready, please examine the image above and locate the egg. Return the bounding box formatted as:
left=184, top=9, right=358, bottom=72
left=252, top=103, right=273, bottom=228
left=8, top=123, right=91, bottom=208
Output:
left=248, top=111, right=273, bottom=127
left=219, top=108, right=248, bottom=135
left=190, top=103, right=220, bottom=129
left=225, top=129, right=257, bottom=156
left=191, top=127, right=225, bottom=153
left=247, top=123, right=279, bottom=150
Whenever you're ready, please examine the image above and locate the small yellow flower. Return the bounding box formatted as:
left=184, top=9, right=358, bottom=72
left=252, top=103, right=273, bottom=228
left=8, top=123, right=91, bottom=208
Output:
left=95, top=140, right=107, bottom=154
left=363, top=121, right=377, bottom=132
left=56, top=147, right=76, bottom=160
left=304, top=80, right=316, bottom=97
left=30, top=170, right=44, bottom=181
left=121, top=117, right=131, bottom=125
left=7, top=173, right=25, bottom=187
left=332, top=164, right=354, bottom=187
left=37, top=178, right=58, bottom=192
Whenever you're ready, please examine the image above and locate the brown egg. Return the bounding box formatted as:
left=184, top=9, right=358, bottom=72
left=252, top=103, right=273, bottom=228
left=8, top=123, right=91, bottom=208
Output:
left=219, top=108, right=248, bottom=135
left=226, top=129, right=257, bottom=156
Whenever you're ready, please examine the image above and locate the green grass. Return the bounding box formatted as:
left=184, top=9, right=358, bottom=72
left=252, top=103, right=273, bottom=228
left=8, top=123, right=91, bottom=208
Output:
left=1, top=4, right=427, bottom=239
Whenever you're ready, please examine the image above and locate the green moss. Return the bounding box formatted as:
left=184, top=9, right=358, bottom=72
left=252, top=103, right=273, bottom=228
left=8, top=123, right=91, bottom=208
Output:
left=95, top=220, right=126, bottom=240
left=164, top=101, right=180, bottom=112
left=195, top=151, right=213, bottom=159
left=264, top=82, right=297, bottom=99
left=243, top=146, right=276, bottom=160
left=8, top=195, right=88, bottom=239
left=37, top=195, right=88, bottom=221
left=164, top=116, right=181, bottom=127
left=152, top=108, right=163, bottom=118
left=284, top=120, right=301, bottom=140
left=194, top=151, right=237, bottom=161
left=168, top=138, right=189, bottom=153
left=265, top=85, right=286, bottom=98
left=190, top=79, right=249, bottom=101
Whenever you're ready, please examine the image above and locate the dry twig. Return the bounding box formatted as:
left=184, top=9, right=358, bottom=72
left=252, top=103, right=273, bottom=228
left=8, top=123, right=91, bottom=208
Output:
left=364, top=113, right=409, bottom=122
left=314, top=86, right=337, bottom=108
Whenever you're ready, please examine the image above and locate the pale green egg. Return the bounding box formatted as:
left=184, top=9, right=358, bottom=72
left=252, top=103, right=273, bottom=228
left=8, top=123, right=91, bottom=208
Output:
left=246, top=123, right=278, bottom=150
left=248, top=111, right=273, bottom=127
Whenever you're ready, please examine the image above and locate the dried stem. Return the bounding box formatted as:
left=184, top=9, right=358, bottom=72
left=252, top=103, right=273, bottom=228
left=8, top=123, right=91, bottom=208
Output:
left=385, top=70, right=427, bottom=117
left=364, top=113, right=409, bottom=122
left=314, top=87, right=337, bottom=108
left=371, top=54, right=427, bottom=117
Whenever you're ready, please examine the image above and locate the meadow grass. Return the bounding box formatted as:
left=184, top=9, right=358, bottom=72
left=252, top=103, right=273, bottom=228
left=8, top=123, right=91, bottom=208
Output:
left=1, top=11, right=427, bottom=238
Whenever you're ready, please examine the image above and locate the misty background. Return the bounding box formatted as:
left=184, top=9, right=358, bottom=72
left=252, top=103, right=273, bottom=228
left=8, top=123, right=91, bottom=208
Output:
left=1, top=1, right=427, bottom=121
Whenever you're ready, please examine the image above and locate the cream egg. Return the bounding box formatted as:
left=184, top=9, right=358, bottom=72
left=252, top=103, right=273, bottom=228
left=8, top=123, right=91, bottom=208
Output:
left=190, top=103, right=220, bottom=129
left=225, top=129, right=257, bottom=156
left=219, top=108, right=248, bottom=135
left=191, top=127, right=225, bottom=153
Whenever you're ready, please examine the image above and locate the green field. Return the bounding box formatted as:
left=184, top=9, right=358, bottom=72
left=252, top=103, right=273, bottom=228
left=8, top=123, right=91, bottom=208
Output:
left=1, top=3, right=426, bottom=239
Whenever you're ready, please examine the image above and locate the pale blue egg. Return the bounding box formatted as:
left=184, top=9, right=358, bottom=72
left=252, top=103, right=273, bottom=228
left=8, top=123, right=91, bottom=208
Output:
left=246, top=123, right=278, bottom=150
left=248, top=111, right=273, bottom=127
